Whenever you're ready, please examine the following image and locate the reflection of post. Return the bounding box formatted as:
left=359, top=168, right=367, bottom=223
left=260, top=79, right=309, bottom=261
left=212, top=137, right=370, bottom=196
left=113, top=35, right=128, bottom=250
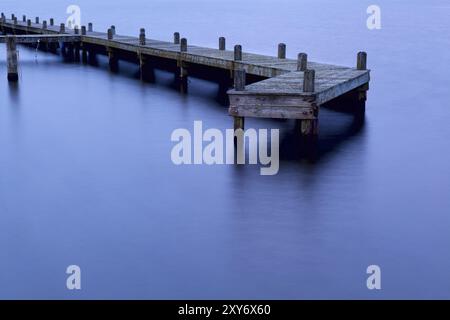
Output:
left=6, top=36, right=19, bottom=82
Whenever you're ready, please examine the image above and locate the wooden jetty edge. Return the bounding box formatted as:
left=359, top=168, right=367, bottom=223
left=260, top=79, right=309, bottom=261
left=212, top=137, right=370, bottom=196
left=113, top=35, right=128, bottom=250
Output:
left=0, top=13, right=370, bottom=136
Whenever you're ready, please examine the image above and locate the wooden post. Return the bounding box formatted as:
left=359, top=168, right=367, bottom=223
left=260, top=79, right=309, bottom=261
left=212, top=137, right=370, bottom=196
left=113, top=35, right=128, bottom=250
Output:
left=174, top=32, right=180, bottom=44
left=74, top=26, right=79, bottom=34
left=60, top=23, right=65, bottom=33
left=108, top=48, right=118, bottom=71
left=357, top=51, right=367, bottom=70
left=234, top=45, right=242, bottom=61
left=88, top=23, right=93, bottom=32
left=13, top=17, right=17, bottom=25
left=278, top=43, right=286, bottom=59
left=111, top=25, right=116, bottom=35
left=6, top=36, right=18, bottom=82
left=50, top=18, right=54, bottom=26
left=42, top=20, right=47, bottom=30
left=219, top=37, right=226, bottom=50
left=180, top=38, right=187, bottom=52
left=234, top=69, right=246, bottom=91
left=22, top=15, right=26, bottom=22
left=81, top=25, right=86, bottom=35
left=35, top=17, right=39, bottom=24
left=11, top=14, right=15, bottom=20
left=107, top=28, right=113, bottom=40
left=297, top=53, right=307, bottom=71
left=233, top=69, right=246, bottom=130
left=300, top=120, right=317, bottom=136
left=303, top=69, right=315, bottom=92
left=139, top=28, right=146, bottom=45
left=27, top=19, right=31, bottom=27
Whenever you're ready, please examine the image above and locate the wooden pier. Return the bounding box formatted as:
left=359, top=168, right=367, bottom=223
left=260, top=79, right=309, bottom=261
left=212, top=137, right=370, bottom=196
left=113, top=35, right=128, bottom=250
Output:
left=0, top=13, right=370, bottom=136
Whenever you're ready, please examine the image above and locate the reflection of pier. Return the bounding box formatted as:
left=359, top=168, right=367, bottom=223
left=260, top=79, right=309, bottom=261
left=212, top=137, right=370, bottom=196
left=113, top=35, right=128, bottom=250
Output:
left=0, top=12, right=370, bottom=137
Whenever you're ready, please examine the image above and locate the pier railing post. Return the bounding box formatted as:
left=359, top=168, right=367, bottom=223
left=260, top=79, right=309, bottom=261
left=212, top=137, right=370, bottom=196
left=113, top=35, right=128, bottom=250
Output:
left=297, top=53, right=307, bottom=71
left=74, top=26, right=79, bottom=34
left=88, top=23, right=93, bottom=32
left=81, top=25, right=86, bottom=35
left=60, top=23, right=65, bottom=33
left=35, top=17, right=39, bottom=24
left=42, top=20, right=47, bottom=30
left=219, top=37, right=226, bottom=51
left=180, top=38, right=187, bottom=52
left=50, top=18, right=54, bottom=26
left=278, top=43, right=286, bottom=59
left=27, top=19, right=31, bottom=28
left=107, top=28, right=113, bottom=40
left=111, top=25, right=116, bottom=35
left=22, top=15, right=26, bottom=22
left=139, top=28, right=146, bottom=45
left=174, top=32, right=180, bottom=44
left=6, top=36, right=18, bottom=82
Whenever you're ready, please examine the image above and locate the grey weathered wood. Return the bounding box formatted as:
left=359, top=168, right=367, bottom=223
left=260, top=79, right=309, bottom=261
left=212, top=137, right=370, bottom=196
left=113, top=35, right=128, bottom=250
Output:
left=74, top=26, right=79, bottom=34
left=107, top=28, right=113, bottom=40
left=60, top=23, right=65, bottom=33
left=278, top=43, right=286, bottom=59
left=42, top=20, right=47, bottom=30
left=50, top=18, right=54, bottom=26
left=219, top=37, right=225, bottom=50
left=22, top=15, right=26, bottom=22
left=111, top=25, right=116, bottom=35
left=81, top=26, right=86, bottom=35
left=297, top=53, right=307, bottom=71
left=234, top=45, right=242, bottom=61
left=357, top=51, right=367, bottom=70
left=27, top=19, right=31, bottom=27
left=88, top=23, right=93, bottom=32
left=174, top=32, right=180, bottom=44
left=303, top=69, right=315, bottom=92
left=234, top=69, right=246, bottom=91
left=6, top=36, right=18, bottom=82
left=35, top=17, right=39, bottom=24
left=139, top=28, right=146, bottom=45
left=180, top=38, right=187, bottom=52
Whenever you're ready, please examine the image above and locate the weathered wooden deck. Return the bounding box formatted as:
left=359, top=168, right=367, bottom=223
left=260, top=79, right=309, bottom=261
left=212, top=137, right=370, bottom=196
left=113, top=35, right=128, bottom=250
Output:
left=0, top=13, right=370, bottom=136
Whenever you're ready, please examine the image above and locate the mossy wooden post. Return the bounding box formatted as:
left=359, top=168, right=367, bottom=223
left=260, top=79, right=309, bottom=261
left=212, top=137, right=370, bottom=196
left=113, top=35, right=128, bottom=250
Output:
left=219, top=37, right=225, bottom=50
left=300, top=69, right=317, bottom=136
left=297, top=53, right=307, bottom=71
left=174, top=32, right=180, bottom=44
left=278, top=43, right=286, bottom=59
left=6, top=36, right=18, bottom=82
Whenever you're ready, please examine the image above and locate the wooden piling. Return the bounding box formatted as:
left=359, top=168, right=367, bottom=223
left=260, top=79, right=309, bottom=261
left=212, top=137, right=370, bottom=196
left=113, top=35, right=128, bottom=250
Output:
left=107, top=28, right=113, bottom=40
left=13, top=17, right=17, bottom=25
left=234, top=69, right=246, bottom=91
left=88, top=23, right=93, bottom=32
left=357, top=51, right=367, bottom=70
left=278, top=43, right=286, bottom=59
left=107, top=48, right=118, bottom=71
left=42, top=20, right=47, bottom=30
left=174, top=32, right=180, bottom=44
left=35, top=17, right=39, bottom=24
left=180, top=38, right=187, bottom=52
left=139, top=28, right=146, bottom=45
left=234, top=116, right=245, bottom=131
left=219, top=37, right=226, bottom=50
left=81, top=26, right=86, bottom=35
left=50, top=18, right=54, bottom=26
left=22, top=15, right=26, bottom=22
left=297, top=53, right=307, bottom=71
left=111, top=25, right=116, bottom=35
left=303, top=69, right=315, bottom=92
left=234, top=45, right=242, bottom=61
left=60, top=23, right=65, bottom=33
left=27, top=19, right=31, bottom=27
left=6, top=36, right=18, bottom=82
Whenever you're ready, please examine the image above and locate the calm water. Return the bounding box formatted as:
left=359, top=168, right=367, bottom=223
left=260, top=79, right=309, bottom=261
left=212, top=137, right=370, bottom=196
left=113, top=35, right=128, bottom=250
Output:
left=1, top=0, right=450, bottom=299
